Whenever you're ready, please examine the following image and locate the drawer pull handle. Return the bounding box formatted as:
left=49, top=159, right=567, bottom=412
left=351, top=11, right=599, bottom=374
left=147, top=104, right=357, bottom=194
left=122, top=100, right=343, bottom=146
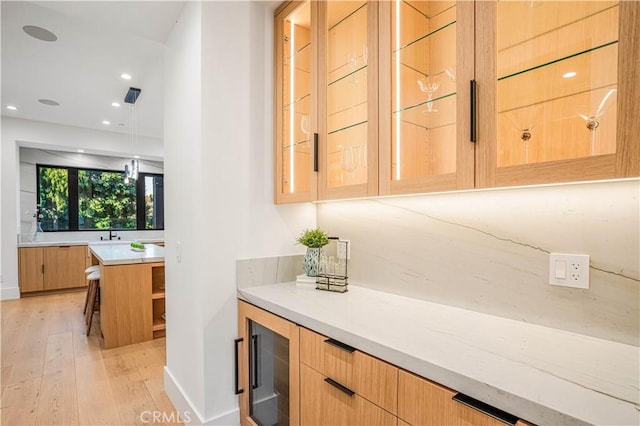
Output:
left=324, top=338, right=355, bottom=353
left=469, top=80, right=477, bottom=143
left=233, top=338, right=244, bottom=395
left=324, top=377, right=354, bottom=397
left=452, top=393, right=518, bottom=426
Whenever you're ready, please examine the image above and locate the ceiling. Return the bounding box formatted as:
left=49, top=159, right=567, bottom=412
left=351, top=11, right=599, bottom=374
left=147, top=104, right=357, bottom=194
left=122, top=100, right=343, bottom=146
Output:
left=1, top=1, right=186, bottom=140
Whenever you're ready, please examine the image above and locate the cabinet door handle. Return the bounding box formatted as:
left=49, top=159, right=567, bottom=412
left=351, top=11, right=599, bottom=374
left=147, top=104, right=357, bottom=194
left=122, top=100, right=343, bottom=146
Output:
left=324, top=377, right=355, bottom=397
left=313, top=133, right=319, bottom=172
left=324, top=338, right=355, bottom=353
left=470, top=80, right=477, bottom=143
left=452, top=393, right=518, bottom=426
left=234, top=338, right=244, bottom=395
left=251, top=334, right=259, bottom=389
left=41, top=264, right=45, bottom=274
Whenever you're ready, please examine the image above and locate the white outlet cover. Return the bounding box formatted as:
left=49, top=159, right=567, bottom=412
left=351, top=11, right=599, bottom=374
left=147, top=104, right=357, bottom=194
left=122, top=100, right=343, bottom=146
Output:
left=549, top=253, right=589, bottom=289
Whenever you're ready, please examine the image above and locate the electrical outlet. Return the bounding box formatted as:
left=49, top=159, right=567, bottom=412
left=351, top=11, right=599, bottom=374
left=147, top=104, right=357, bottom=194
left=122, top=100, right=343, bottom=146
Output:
left=549, top=253, right=589, bottom=289
left=337, top=239, right=350, bottom=260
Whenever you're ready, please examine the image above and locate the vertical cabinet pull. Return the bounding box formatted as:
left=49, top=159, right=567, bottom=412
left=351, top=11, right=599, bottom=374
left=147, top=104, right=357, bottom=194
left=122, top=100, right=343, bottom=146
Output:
left=324, top=377, right=355, bottom=397
left=251, top=334, right=259, bottom=389
left=313, top=133, right=319, bottom=172
left=234, top=338, right=244, bottom=395
left=452, top=393, right=518, bottom=426
left=41, top=264, right=45, bottom=274
left=470, top=80, right=477, bottom=143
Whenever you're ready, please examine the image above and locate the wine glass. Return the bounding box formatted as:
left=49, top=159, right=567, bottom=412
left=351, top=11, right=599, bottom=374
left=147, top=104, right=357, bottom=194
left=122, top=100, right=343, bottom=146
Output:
left=348, top=54, right=359, bottom=84
left=417, top=77, right=440, bottom=113
left=300, top=115, right=310, bottom=140
left=578, top=89, right=616, bottom=156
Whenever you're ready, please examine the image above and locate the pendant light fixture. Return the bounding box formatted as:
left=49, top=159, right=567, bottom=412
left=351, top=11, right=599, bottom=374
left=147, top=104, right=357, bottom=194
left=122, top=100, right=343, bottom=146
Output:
left=123, top=87, right=141, bottom=183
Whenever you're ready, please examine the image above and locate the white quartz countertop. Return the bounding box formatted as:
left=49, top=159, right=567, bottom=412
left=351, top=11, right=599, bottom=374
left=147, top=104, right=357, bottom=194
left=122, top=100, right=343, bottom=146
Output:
left=238, top=283, right=640, bottom=426
left=19, top=239, right=163, bottom=248
left=89, top=243, right=164, bottom=265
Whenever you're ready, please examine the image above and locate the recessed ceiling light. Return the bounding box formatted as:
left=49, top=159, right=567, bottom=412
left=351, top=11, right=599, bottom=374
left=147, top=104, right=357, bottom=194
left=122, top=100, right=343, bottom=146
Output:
left=6, top=105, right=17, bottom=111
left=133, top=155, right=140, bottom=159
left=112, top=102, right=121, bottom=107
left=23, top=25, right=57, bottom=42
left=38, top=98, right=60, bottom=106
left=77, top=149, right=85, bottom=153
left=120, top=73, right=132, bottom=80
left=102, top=120, right=111, bottom=125
left=563, top=71, right=577, bottom=79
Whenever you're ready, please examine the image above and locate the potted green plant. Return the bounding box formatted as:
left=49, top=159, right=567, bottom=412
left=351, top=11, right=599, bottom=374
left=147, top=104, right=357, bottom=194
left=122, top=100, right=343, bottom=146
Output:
left=297, top=228, right=329, bottom=277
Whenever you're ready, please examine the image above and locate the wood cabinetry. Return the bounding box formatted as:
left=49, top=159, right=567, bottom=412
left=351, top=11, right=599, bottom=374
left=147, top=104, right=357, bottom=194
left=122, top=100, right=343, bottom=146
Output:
left=300, top=327, right=398, bottom=414
left=237, top=300, right=300, bottom=426
left=274, top=0, right=639, bottom=203
left=18, top=247, right=44, bottom=293
left=18, top=245, right=87, bottom=294
left=300, top=363, right=397, bottom=426
left=237, top=302, right=536, bottom=426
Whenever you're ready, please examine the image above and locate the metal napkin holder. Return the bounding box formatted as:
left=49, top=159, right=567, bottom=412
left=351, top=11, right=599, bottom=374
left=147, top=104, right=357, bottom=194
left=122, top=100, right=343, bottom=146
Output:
left=316, top=238, right=349, bottom=293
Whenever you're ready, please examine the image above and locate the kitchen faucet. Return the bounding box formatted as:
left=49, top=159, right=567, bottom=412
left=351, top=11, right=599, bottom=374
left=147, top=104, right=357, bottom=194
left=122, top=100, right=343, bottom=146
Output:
left=100, top=226, right=120, bottom=241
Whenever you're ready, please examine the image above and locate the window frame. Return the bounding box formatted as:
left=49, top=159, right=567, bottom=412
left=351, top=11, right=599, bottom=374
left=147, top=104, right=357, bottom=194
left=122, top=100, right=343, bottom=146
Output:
left=36, top=163, right=165, bottom=232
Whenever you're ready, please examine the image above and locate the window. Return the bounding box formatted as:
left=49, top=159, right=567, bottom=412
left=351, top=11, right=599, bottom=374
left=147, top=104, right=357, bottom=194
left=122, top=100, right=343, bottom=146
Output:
left=37, top=164, right=164, bottom=231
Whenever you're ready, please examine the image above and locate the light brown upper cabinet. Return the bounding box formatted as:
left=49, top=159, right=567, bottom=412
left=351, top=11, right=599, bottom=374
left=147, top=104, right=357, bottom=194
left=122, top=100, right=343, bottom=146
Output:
left=318, top=1, right=379, bottom=200
left=275, top=1, right=318, bottom=203
left=274, top=0, right=639, bottom=203
left=476, top=0, right=640, bottom=187
left=378, top=1, right=475, bottom=195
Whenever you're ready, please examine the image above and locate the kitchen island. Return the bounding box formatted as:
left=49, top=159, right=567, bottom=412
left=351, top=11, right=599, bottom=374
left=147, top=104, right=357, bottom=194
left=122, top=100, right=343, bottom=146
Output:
left=90, top=243, right=165, bottom=349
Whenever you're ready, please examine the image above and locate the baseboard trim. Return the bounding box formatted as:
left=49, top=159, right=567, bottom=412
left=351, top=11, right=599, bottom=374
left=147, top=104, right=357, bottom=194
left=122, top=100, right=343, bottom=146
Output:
left=0, top=286, right=20, bottom=300
left=163, top=367, right=240, bottom=426
left=164, top=367, right=205, bottom=424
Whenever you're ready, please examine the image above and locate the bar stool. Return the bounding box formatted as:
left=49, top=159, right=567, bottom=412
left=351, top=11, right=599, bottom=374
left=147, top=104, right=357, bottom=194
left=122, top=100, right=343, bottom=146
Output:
left=85, top=270, right=100, bottom=336
left=83, top=265, right=100, bottom=314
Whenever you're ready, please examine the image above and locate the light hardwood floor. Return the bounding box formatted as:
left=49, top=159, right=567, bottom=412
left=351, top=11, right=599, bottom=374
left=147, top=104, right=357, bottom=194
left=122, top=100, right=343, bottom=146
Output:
left=0, top=291, right=180, bottom=425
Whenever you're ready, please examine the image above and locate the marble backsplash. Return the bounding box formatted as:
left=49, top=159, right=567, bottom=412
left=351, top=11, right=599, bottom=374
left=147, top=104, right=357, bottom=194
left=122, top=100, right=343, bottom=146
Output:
left=317, top=179, right=640, bottom=346
left=237, top=255, right=303, bottom=289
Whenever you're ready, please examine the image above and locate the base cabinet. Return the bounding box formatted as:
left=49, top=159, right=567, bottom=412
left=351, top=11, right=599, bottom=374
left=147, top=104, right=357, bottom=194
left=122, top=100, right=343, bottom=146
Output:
left=237, top=301, right=300, bottom=426
left=300, top=363, right=397, bottom=426
left=18, top=245, right=87, bottom=294
left=236, top=301, right=536, bottom=426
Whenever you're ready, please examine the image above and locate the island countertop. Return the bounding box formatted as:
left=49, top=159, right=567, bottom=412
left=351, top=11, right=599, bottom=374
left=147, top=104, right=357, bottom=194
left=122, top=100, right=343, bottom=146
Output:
left=238, top=282, right=639, bottom=426
left=89, top=242, right=164, bottom=265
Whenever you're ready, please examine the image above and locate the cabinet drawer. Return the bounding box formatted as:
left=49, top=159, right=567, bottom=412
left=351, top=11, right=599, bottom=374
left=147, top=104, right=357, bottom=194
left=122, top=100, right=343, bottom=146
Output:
left=399, top=370, right=525, bottom=426
left=300, top=327, right=398, bottom=414
left=301, top=363, right=397, bottom=426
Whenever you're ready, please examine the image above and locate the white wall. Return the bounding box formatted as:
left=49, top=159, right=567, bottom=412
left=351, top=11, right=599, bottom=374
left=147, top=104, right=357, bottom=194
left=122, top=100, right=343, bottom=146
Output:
left=0, top=117, right=163, bottom=299
left=163, top=1, right=314, bottom=424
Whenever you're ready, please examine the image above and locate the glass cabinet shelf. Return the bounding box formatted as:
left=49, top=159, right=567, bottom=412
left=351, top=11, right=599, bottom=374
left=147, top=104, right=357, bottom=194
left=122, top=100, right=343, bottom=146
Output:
left=284, top=41, right=310, bottom=61
left=328, top=2, right=366, bottom=31
left=283, top=93, right=311, bottom=110
left=328, top=119, right=367, bottom=136
left=328, top=65, right=367, bottom=86
left=393, top=20, right=455, bottom=54
left=498, top=40, right=618, bottom=82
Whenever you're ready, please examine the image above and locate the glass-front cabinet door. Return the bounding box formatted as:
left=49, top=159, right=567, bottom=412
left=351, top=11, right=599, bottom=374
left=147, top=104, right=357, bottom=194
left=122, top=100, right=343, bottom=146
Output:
left=379, top=1, right=475, bottom=195
left=237, top=301, right=299, bottom=426
left=477, top=0, right=640, bottom=187
left=275, top=1, right=317, bottom=203
left=318, top=1, right=379, bottom=200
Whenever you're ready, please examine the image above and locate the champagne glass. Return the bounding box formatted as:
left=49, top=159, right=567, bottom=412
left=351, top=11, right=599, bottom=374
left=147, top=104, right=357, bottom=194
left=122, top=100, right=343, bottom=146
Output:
left=417, top=77, right=440, bottom=113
